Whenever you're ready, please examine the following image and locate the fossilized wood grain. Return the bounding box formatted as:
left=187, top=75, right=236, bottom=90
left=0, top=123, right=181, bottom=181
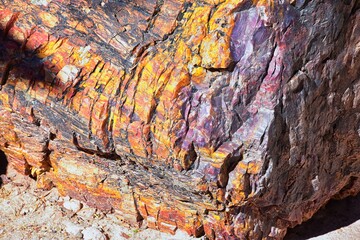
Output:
left=0, top=0, right=359, bottom=239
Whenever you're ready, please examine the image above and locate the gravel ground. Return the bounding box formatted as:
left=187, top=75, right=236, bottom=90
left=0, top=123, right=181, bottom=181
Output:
left=1, top=165, right=360, bottom=240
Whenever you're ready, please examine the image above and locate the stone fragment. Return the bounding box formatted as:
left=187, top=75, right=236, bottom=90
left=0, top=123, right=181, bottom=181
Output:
left=63, top=220, right=84, bottom=238
left=82, top=227, right=107, bottom=240
left=63, top=199, right=82, bottom=213
left=77, top=204, right=97, bottom=220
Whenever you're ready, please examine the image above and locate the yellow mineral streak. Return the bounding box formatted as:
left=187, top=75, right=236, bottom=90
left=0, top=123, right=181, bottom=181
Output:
left=38, top=11, right=58, bottom=28
left=38, top=38, right=66, bottom=58
left=1, top=0, right=269, bottom=170
left=200, top=0, right=245, bottom=68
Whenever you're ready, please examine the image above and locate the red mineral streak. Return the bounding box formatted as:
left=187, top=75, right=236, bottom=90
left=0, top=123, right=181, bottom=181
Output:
left=0, top=1, right=359, bottom=239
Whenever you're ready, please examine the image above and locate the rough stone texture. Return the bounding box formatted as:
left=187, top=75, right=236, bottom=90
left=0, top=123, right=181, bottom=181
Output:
left=0, top=164, right=198, bottom=240
left=0, top=0, right=359, bottom=239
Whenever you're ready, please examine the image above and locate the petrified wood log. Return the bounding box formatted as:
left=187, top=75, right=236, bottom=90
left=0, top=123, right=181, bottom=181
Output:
left=0, top=0, right=359, bottom=239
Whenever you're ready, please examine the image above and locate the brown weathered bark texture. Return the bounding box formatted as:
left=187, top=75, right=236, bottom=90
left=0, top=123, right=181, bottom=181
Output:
left=0, top=0, right=359, bottom=239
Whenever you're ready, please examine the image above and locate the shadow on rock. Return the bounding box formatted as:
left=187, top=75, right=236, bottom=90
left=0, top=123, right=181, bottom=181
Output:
left=285, top=194, right=360, bottom=239
left=0, top=150, right=8, bottom=186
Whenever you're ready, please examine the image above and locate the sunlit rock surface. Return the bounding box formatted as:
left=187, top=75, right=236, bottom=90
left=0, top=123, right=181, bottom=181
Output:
left=0, top=0, right=359, bottom=239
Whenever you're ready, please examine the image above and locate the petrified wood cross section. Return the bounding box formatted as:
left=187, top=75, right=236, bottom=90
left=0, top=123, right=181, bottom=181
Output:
left=0, top=0, right=359, bottom=239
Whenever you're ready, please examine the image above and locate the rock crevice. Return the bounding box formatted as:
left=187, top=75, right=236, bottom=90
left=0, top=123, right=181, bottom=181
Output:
left=0, top=0, right=359, bottom=239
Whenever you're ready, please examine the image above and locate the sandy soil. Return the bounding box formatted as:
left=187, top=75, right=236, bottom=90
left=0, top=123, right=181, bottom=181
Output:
left=1, top=164, right=360, bottom=240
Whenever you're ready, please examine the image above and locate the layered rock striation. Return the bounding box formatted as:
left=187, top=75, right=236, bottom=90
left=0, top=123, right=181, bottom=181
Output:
left=0, top=0, right=359, bottom=239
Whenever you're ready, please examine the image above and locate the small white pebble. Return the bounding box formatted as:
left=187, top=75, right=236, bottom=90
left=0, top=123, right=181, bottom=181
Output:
left=64, top=221, right=83, bottom=237
left=63, top=199, right=82, bottom=212
left=62, top=196, right=70, bottom=201
left=82, top=227, right=106, bottom=240
left=77, top=205, right=96, bottom=219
